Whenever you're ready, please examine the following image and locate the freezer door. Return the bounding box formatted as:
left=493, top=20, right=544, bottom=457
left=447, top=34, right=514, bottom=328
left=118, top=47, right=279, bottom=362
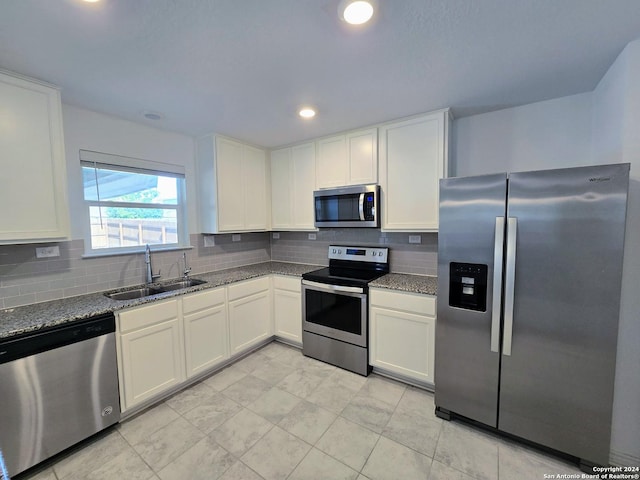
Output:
left=499, top=163, right=629, bottom=465
left=435, top=173, right=507, bottom=427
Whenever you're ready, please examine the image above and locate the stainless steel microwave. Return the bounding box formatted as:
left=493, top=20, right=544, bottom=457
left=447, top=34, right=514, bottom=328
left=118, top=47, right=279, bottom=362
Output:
left=314, top=184, right=380, bottom=228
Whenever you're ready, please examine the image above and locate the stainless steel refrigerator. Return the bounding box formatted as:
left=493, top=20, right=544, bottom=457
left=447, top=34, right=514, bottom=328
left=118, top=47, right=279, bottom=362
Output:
left=435, top=163, right=630, bottom=469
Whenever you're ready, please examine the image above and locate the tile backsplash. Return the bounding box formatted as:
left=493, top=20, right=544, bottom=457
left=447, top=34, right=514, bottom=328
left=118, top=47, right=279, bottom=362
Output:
left=0, top=229, right=436, bottom=309
left=0, top=233, right=270, bottom=309
left=270, top=228, right=438, bottom=276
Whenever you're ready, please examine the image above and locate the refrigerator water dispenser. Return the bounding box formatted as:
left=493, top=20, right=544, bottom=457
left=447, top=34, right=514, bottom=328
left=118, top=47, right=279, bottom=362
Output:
left=449, top=262, right=488, bottom=311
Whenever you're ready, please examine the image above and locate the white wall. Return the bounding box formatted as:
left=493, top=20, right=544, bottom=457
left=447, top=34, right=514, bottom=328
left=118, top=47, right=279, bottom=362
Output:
left=62, top=105, right=198, bottom=239
left=592, top=38, right=640, bottom=467
left=453, top=92, right=593, bottom=177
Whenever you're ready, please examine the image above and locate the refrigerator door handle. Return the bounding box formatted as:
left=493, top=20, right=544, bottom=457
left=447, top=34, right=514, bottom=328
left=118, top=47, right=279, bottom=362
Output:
left=503, top=217, right=517, bottom=356
left=491, top=217, right=505, bottom=353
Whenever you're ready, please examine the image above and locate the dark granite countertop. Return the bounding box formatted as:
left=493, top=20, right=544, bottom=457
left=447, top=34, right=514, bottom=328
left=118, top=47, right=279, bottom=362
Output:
left=0, top=261, right=320, bottom=340
left=0, top=262, right=438, bottom=340
left=369, top=272, right=438, bottom=295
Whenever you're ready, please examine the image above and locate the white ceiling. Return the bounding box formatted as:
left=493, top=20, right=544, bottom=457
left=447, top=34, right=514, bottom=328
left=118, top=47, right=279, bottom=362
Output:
left=2, top=0, right=640, bottom=148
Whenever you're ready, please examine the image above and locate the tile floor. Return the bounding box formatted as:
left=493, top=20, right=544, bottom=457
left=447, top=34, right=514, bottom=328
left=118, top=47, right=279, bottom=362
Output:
left=18, top=342, right=583, bottom=480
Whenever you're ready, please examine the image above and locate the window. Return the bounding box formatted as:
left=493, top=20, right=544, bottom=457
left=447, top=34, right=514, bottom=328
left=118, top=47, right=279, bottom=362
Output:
left=80, top=150, right=188, bottom=255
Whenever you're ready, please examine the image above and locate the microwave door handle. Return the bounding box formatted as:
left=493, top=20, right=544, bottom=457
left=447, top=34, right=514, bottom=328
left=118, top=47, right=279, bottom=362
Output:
left=358, top=193, right=365, bottom=221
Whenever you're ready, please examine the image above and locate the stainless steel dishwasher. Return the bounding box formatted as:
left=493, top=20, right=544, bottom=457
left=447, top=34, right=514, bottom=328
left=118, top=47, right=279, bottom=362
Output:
left=0, top=313, right=120, bottom=478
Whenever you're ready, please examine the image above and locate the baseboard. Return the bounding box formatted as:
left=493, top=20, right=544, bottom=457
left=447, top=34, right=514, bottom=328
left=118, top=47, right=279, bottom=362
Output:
left=610, top=448, right=640, bottom=467
left=371, top=366, right=434, bottom=392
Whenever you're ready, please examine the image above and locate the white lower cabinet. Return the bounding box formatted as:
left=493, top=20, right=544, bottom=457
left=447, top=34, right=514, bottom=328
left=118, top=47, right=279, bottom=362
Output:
left=228, top=277, right=272, bottom=355
left=183, top=287, right=229, bottom=379
left=272, top=275, right=302, bottom=346
left=369, top=288, right=437, bottom=385
left=117, top=298, right=185, bottom=412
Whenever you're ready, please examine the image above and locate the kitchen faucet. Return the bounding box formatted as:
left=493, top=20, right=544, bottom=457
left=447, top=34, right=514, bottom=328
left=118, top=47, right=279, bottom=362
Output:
left=145, top=244, right=161, bottom=284
left=182, top=252, right=191, bottom=280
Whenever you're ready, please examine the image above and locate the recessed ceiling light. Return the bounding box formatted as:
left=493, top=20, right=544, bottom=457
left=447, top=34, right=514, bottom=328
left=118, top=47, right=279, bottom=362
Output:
left=340, top=0, right=374, bottom=25
left=299, top=108, right=316, bottom=119
left=82, top=0, right=101, bottom=3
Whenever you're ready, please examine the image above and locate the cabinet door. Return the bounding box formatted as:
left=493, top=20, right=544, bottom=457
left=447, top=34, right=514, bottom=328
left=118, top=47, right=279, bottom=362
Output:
left=291, top=143, right=316, bottom=229
left=0, top=72, right=69, bottom=243
left=347, top=128, right=377, bottom=185
left=316, top=135, right=347, bottom=188
left=370, top=306, right=435, bottom=384
left=184, top=304, right=229, bottom=378
left=119, top=318, right=185, bottom=411
left=270, top=148, right=293, bottom=229
left=243, top=144, right=268, bottom=231
left=273, top=289, right=302, bottom=345
left=228, top=291, right=271, bottom=355
left=216, top=137, right=245, bottom=232
left=379, top=111, right=448, bottom=231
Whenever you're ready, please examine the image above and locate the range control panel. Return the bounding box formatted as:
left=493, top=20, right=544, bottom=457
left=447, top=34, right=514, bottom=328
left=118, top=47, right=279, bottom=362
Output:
left=328, top=245, right=389, bottom=264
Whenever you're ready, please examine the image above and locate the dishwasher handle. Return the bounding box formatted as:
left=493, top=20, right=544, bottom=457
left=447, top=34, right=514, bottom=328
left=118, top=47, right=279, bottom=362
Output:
left=0, top=313, right=115, bottom=365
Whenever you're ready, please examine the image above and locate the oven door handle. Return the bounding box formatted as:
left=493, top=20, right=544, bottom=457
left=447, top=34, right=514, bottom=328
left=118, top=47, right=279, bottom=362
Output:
left=302, top=280, right=365, bottom=295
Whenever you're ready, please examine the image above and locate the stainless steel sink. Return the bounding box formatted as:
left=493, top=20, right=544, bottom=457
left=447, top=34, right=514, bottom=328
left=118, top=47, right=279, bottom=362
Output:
left=155, top=278, right=207, bottom=291
left=105, top=278, right=207, bottom=300
left=105, top=287, right=164, bottom=300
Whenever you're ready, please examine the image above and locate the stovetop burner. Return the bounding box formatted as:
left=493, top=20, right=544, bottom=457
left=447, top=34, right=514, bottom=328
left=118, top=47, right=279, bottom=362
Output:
left=302, top=245, right=389, bottom=287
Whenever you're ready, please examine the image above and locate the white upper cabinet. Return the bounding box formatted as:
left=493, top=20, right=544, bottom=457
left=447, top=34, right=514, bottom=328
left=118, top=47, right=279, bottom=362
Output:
left=197, top=135, right=268, bottom=233
left=0, top=70, right=69, bottom=243
left=243, top=144, right=269, bottom=231
left=316, top=135, right=347, bottom=188
left=347, top=128, right=378, bottom=185
left=316, top=128, right=377, bottom=189
left=379, top=110, right=450, bottom=231
left=270, top=142, right=316, bottom=230
left=270, top=147, right=292, bottom=228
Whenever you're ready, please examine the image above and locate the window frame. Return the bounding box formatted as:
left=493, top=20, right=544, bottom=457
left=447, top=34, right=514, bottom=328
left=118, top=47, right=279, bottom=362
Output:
left=80, top=150, right=189, bottom=257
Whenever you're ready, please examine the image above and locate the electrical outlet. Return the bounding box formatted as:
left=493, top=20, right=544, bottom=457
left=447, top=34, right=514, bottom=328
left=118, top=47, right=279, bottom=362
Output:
left=203, top=235, right=215, bottom=247
left=272, top=233, right=280, bottom=239
left=409, top=235, right=422, bottom=244
left=232, top=234, right=241, bottom=242
left=308, top=233, right=317, bottom=240
left=35, top=246, right=60, bottom=258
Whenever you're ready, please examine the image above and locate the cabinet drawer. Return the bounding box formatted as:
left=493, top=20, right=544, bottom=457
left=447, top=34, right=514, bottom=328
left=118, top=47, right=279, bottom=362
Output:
left=227, top=276, right=270, bottom=301
left=370, top=288, right=435, bottom=316
left=272, top=275, right=301, bottom=292
left=182, top=287, right=225, bottom=314
left=118, top=298, right=179, bottom=333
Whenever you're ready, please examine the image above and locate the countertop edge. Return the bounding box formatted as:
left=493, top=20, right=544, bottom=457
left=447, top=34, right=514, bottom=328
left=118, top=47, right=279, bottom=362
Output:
left=1, top=263, right=437, bottom=339
left=369, top=272, right=438, bottom=296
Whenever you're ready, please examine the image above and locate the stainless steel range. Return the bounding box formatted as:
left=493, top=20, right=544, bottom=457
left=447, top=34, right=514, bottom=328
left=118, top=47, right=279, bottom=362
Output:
left=302, top=245, right=389, bottom=376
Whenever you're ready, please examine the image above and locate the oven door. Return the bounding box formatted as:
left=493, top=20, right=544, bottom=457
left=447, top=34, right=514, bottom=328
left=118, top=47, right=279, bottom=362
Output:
left=302, top=280, right=367, bottom=348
